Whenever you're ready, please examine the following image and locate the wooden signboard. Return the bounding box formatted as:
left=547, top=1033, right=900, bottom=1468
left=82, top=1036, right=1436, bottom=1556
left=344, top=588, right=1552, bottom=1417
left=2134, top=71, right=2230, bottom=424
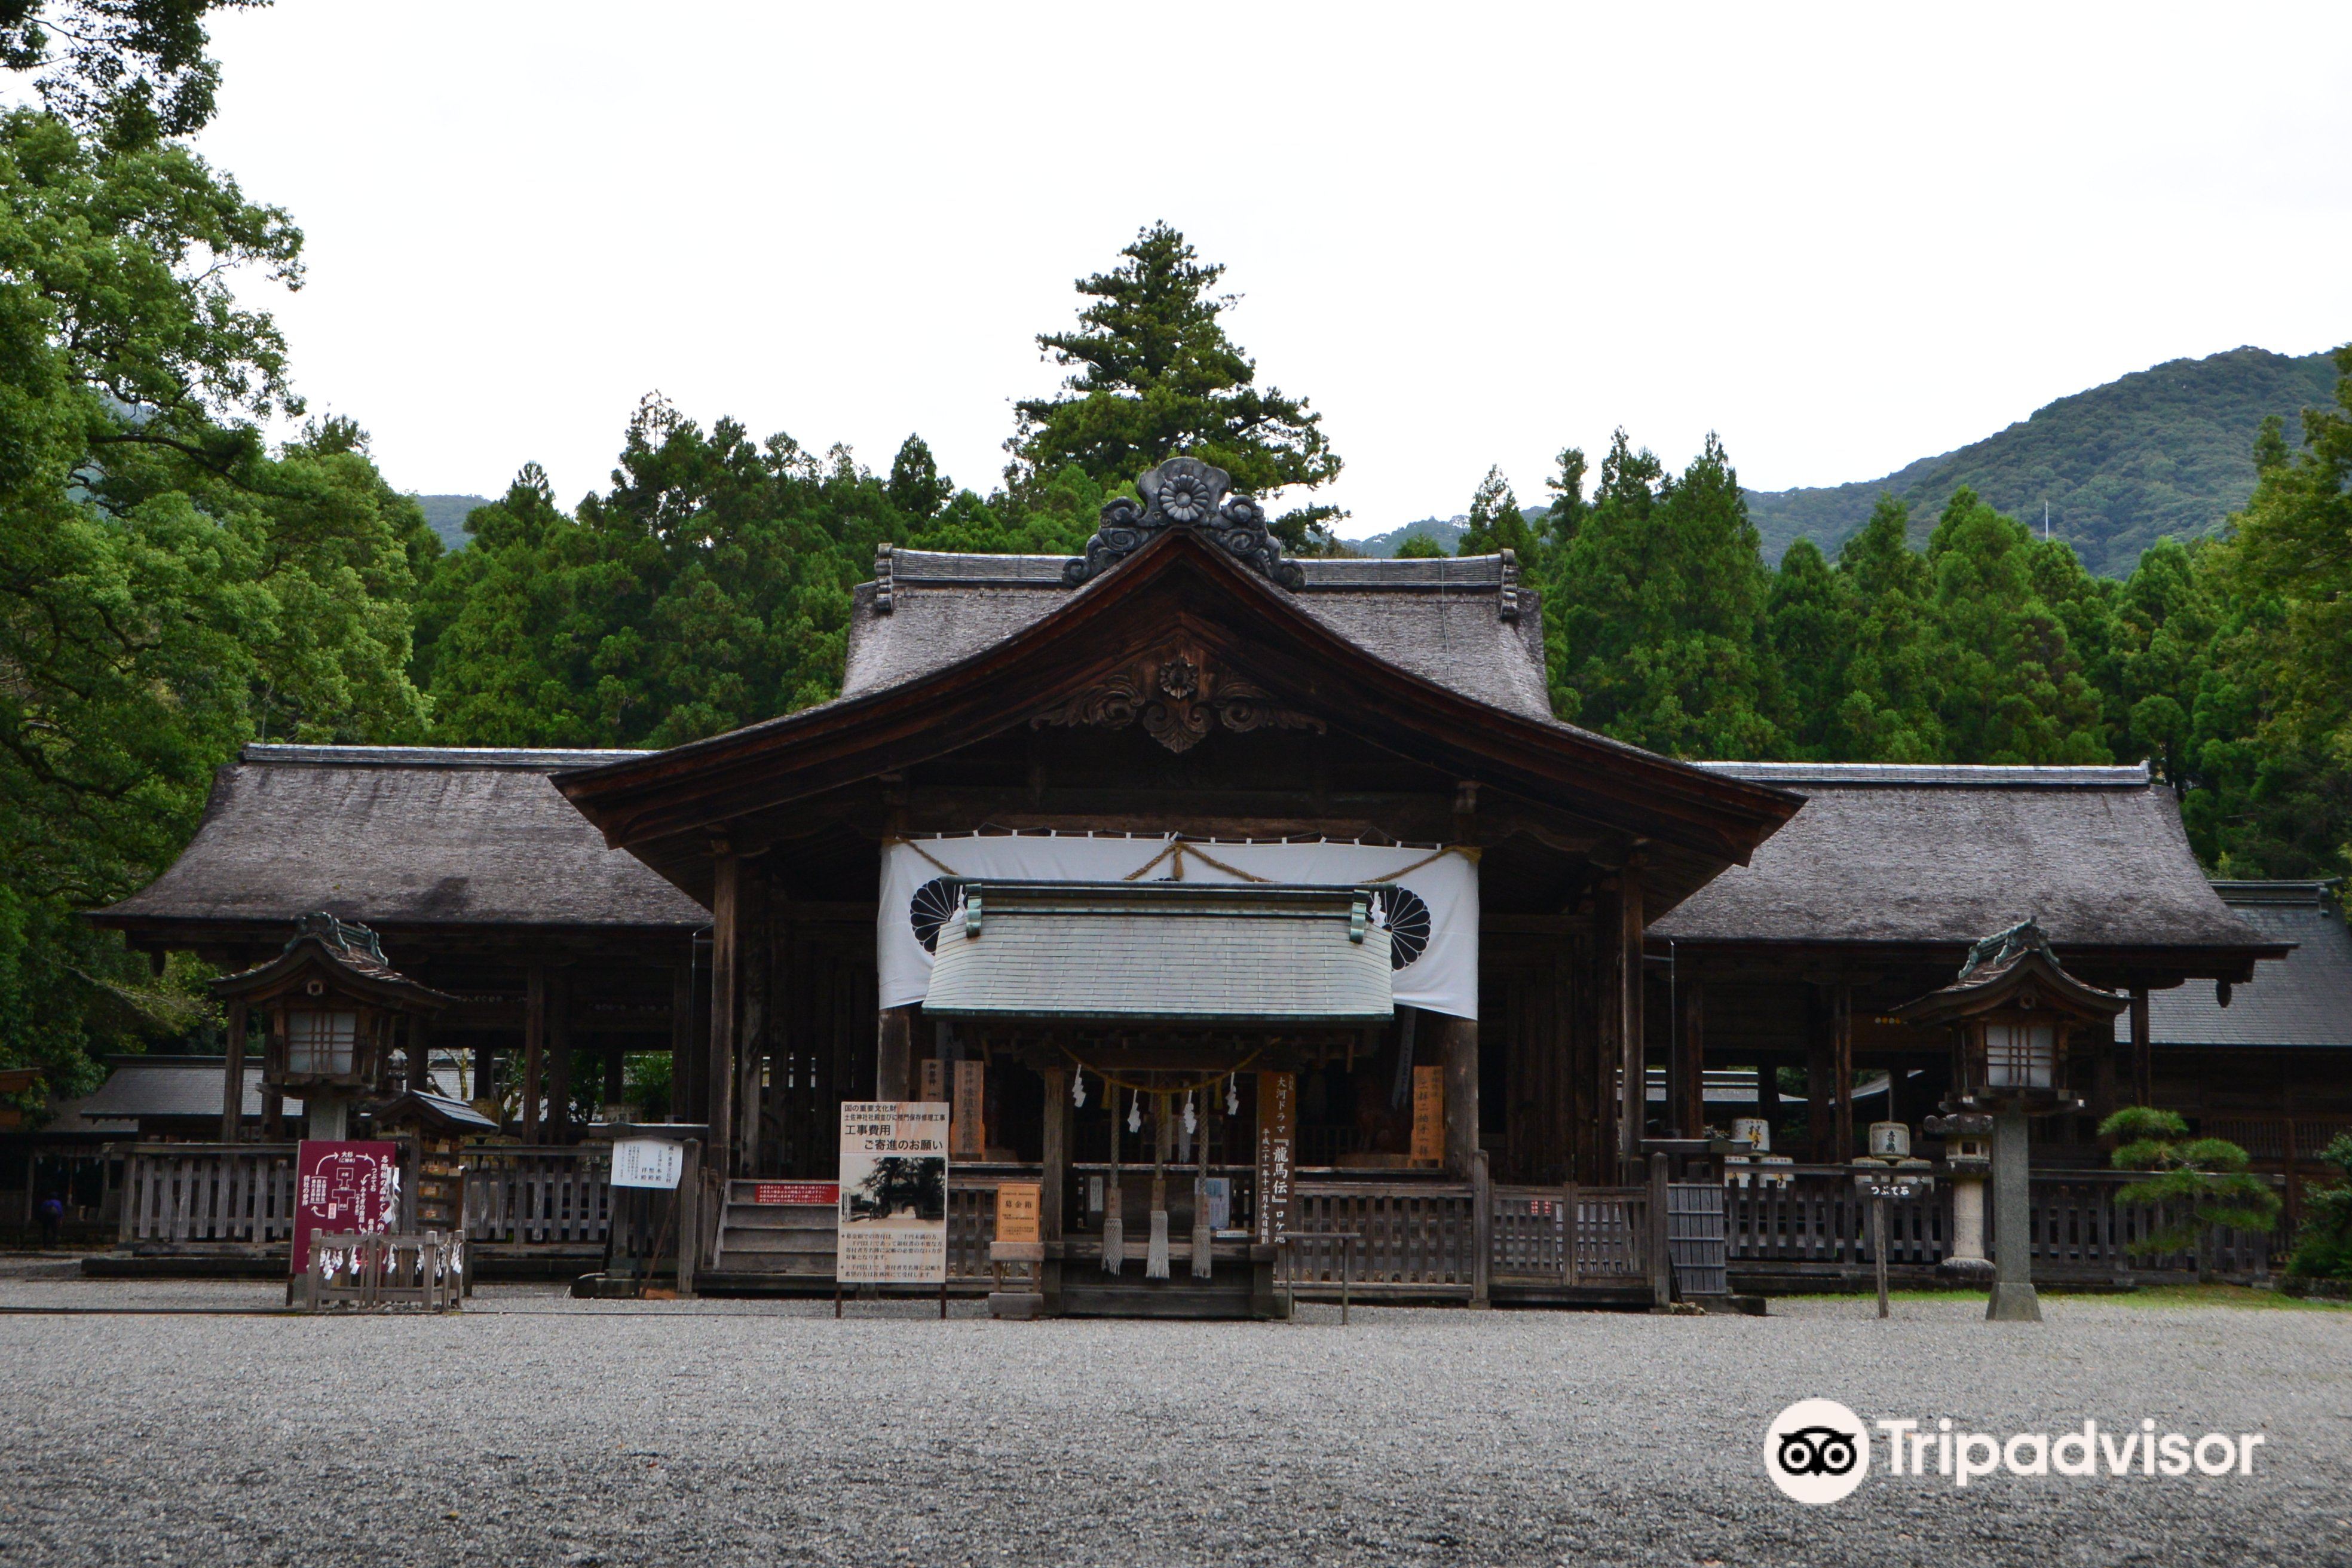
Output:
left=611, top=1137, right=684, bottom=1189
left=836, top=1101, right=950, bottom=1285
left=995, top=1181, right=1040, bottom=1244
left=952, top=1059, right=987, bottom=1159
left=921, top=1057, right=945, bottom=1104
left=1410, top=1065, right=1445, bottom=1165
left=292, top=1140, right=399, bottom=1276
left=1255, top=1072, right=1296, bottom=1246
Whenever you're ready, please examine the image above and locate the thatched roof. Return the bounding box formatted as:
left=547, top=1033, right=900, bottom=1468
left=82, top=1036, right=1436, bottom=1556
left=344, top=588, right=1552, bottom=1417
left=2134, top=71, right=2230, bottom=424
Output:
left=94, top=745, right=709, bottom=938
left=847, top=548, right=1552, bottom=719
left=2129, top=881, right=2352, bottom=1048
left=1652, top=762, right=2277, bottom=959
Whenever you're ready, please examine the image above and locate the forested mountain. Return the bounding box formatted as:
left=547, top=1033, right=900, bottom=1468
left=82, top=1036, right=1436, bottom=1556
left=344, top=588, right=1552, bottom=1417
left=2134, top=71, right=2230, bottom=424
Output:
left=413, top=494, right=489, bottom=551
left=1745, top=348, right=2339, bottom=575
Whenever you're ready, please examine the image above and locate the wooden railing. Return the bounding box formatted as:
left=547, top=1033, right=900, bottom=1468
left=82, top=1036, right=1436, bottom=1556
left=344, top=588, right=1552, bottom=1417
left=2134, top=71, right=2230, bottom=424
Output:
left=1288, top=1180, right=1482, bottom=1297
left=1723, top=1165, right=2277, bottom=1279
left=118, top=1144, right=297, bottom=1246
left=463, top=1147, right=611, bottom=1248
left=946, top=1170, right=1021, bottom=1282
left=1488, top=1185, right=1651, bottom=1285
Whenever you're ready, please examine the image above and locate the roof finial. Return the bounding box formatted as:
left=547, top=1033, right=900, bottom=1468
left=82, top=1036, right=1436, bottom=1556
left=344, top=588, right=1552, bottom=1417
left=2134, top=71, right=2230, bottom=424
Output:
left=1062, top=456, right=1304, bottom=590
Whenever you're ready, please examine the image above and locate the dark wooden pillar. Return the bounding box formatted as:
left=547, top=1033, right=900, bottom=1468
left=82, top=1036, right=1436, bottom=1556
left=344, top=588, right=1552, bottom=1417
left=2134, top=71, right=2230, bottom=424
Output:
left=262, top=1010, right=284, bottom=1138
left=220, top=999, right=248, bottom=1144
left=1442, top=1013, right=1480, bottom=1178
left=1757, top=1055, right=1781, bottom=1149
left=1831, top=984, right=1854, bottom=1162
left=1616, top=872, right=1646, bottom=1180
left=1805, top=991, right=1833, bottom=1162
left=1042, top=1065, right=1068, bottom=1241
left=521, top=961, right=547, bottom=1144
left=2129, top=987, right=2152, bottom=1105
left=670, top=953, right=697, bottom=1123
left=877, top=1005, right=914, bottom=1102
left=603, top=1044, right=625, bottom=1108
left=547, top=967, right=574, bottom=1143
left=1674, top=981, right=1705, bottom=1138
left=406, top=1014, right=430, bottom=1097
left=473, top=1039, right=495, bottom=1109
left=709, top=848, right=740, bottom=1178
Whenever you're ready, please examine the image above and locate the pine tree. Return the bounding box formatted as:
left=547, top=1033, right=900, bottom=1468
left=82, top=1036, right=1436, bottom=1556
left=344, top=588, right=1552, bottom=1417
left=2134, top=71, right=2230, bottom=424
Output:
left=1006, top=222, right=1343, bottom=549
left=1456, top=466, right=1535, bottom=557
left=1766, top=538, right=1853, bottom=760
left=1832, top=498, right=1944, bottom=761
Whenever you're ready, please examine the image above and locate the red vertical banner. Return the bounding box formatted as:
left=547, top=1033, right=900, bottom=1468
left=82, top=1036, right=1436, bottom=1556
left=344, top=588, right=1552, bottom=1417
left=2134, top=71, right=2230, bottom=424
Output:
left=292, top=1140, right=400, bottom=1275
left=1254, top=1073, right=1295, bottom=1245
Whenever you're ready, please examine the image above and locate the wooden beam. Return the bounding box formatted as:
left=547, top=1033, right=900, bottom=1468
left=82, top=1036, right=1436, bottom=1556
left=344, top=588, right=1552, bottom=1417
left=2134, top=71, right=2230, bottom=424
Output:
left=1676, top=982, right=1705, bottom=1138
left=219, top=999, right=247, bottom=1144
left=877, top=1004, right=914, bottom=1102
left=1805, top=990, right=1833, bottom=1162
left=547, top=967, right=574, bottom=1144
left=2130, top=987, right=2152, bottom=1105
left=1041, top=1065, right=1068, bottom=1243
left=1832, top=984, right=1854, bottom=1162
left=709, top=849, right=740, bottom=1178
left=1617, top=871, right=1646, bottom=1180
left=670, top=953, right=698, bottom=1123
left=1442, top=1014, right=1480, bottom=1179
left=521, top=962, right=546, bottom=1146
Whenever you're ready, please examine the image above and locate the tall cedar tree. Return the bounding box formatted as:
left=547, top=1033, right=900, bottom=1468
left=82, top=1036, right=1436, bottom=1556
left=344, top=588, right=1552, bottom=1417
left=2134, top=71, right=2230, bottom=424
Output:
left=1541, top=431, right=1780, bottom=757
left=1006, top=223, right=1343, bottom=550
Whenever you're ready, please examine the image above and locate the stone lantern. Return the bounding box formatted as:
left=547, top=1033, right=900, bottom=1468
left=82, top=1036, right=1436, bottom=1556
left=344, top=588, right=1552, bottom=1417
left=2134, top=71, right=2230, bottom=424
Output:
left=213, top=914, right=452, bottom=1142
left=1894, top=920, right=2124, bottom=1322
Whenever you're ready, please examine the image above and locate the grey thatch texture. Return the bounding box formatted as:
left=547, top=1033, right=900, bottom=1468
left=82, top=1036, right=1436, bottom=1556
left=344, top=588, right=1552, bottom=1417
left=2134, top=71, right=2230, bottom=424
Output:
left=1654, top=762, right=2264, bottom=950
left=844, top=550, right=1551, bottom=719
left=2127, top=883, right=2352, bottom=1047
left=99, top=746, right=708, bottom=931
left=923, top=883, right=1394, bottom=1023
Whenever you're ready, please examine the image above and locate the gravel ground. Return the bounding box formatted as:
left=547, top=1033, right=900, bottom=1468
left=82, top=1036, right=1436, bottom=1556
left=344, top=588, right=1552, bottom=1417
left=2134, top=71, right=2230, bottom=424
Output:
left=3, top=1254, right=2349, bottom=1567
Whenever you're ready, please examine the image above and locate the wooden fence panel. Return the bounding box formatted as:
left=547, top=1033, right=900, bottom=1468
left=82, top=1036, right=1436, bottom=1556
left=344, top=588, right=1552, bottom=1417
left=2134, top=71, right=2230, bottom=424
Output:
left=118, top=1145, right=297, bottom=1245
left=463, top=1149, right=611, bottom=1247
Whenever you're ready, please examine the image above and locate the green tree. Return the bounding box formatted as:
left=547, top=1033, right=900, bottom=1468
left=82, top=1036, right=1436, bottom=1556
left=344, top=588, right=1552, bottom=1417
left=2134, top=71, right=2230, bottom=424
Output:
left=1541, top=431, right=1780, bottom=757
left=0, top=5, right=427, bottom=1107
left=1394, top=533, right=1446, bottom=560
left=1006, top=222, right=1343, bottom=550
left=1456, top=466, right=1534, bottom=558
left=1830, top=498, right=1943, bottom=761
left=2287, top=1132, right=2352, bottom=1282
left=1922, top=488, right=2109, bottom=764
left=1765, top=538, right=1852, bottom=760
left=2099, top=1105, right=2281, bottom=1283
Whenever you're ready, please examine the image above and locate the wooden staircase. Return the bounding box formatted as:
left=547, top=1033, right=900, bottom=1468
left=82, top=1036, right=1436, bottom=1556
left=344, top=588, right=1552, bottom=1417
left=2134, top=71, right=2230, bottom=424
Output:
left=707, top=1181, right=836, bottom=1287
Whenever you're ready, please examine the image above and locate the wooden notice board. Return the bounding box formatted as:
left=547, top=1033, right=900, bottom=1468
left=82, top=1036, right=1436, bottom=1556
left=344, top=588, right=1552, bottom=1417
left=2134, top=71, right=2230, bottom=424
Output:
left=995, top=1182, right=1040, bottom=1244
left=1255, top=1072, right=1296, bottom=1245
left=952, top=1059, right=987, bottom=1158
left=1410, top=1065, right=1444, bottom=1165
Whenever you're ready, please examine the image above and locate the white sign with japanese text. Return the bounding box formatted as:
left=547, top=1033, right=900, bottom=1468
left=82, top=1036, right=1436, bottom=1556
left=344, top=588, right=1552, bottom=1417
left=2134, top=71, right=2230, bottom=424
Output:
left=611, top=1137, right=684, bottom=1190
left=837, top=1101, right=949, bottom=1285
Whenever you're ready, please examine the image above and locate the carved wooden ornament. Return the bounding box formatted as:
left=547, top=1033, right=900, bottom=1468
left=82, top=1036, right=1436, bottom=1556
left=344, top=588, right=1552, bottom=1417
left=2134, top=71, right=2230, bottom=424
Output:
left=1030, top=642, right=1325, bottom=754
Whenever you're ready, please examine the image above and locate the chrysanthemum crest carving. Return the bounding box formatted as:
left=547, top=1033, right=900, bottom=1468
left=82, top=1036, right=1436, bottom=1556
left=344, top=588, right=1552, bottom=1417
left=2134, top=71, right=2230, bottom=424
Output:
left=1061, top=456, right=1306, bottom=590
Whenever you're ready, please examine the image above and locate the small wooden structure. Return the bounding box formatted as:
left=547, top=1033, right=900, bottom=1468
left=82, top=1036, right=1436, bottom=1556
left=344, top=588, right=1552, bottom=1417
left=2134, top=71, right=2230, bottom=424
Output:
left=210, top=915, right=455, bottom=1141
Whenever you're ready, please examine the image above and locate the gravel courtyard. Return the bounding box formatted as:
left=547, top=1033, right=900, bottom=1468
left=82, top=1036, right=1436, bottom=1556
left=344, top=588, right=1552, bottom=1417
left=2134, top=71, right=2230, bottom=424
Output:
left=2, top=1258, right=2348, bottom=1567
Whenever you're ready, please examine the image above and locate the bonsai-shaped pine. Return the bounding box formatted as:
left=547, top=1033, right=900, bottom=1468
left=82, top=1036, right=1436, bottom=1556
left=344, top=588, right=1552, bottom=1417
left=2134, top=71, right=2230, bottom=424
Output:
left=2099, top=1107, right=2281, bottom=1283
left=2287, top=1133, right=2352, bottom=1282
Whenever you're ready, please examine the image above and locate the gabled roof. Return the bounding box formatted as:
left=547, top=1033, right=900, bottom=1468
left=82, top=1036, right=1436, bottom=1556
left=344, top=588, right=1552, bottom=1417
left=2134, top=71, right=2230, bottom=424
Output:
left=852, top=549, right=1551, bottom=718
left=49, top=1056, right=300, bottom=1125
left=1892, top=920, right=2128, bottom=1025
left=212, top=915, right=457, bottom=1010
left=555, top=526, right=1802, bottom=906
left=2124, top=882, right=2351, bottom=1048
left=92, top=745, right=709, bottom=939
left=1653, top=762, right=2282, bottom=972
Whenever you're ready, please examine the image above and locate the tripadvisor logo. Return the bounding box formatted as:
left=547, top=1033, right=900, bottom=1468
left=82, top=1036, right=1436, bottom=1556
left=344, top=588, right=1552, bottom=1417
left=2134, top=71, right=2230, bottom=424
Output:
left=1764, top=1399, right=2269, bottom=1505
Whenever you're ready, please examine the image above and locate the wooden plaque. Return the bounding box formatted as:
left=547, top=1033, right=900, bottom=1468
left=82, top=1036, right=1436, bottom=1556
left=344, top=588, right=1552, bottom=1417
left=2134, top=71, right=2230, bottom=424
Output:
left=953, top=1059, right=987, bottom=1158
left=1255, top=1071, right=1296, bottom=1245
left=1410, top=1064, right=1444, bottom=1165
left=995, top=1181, right=1041, bottom=1244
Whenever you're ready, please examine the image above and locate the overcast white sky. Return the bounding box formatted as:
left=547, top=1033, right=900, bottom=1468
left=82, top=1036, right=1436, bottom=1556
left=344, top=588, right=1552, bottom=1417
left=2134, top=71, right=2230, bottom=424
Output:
left=193, top=2, right=2352, bottom=535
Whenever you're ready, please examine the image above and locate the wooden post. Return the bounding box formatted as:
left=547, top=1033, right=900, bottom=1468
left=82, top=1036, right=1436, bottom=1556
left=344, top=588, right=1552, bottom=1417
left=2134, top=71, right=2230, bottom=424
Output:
left=1805, top=994, right=1833, bottom=1162
left=1618, top=871, right=1646, bottom=1181
left=547, top=967, right=574, bottom=1144
left=1041, top=1066, right=1068, bottom=1242
left=473, top=1039, right=495, bottom=1109
left=1470, top=1148, right=1492, bottom=1307
left=2129, top=987, right=2152, bottom=1105
left=709, top=849, right=739, bottom=1179
left=1647, top=1151, right=1672, bottom=1308
left=406, top=1015, right=430, bottom=1097
left=1443, top=1014, right=1480, bottom=1179
left=675, top=1138, right=701, bottom=1298
left=670, top=954, right=697, bottom=1122
left=220, top=1000, right=248, bottom=1144
left=877, top=1004, right=914, bottom=1102
left=1832, top=984, right=1854, bottom=1163
left=603, top=1046, right=625, bottom=1110
left=1594, top=890, right=1622, bottom=1187
left=1674, top=981, right=1705, bottom=1138
left=1757, top=1054, right=1781, bottom=1150
left=521, top=962, right=547, bottom=1145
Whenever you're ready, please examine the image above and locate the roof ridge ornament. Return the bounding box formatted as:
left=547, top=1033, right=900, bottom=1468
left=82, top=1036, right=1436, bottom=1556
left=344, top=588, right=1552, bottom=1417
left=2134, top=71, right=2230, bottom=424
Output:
left=1062, top=456, right=1306, bottom=591
left=1956, top=917, right=2049, bottom=981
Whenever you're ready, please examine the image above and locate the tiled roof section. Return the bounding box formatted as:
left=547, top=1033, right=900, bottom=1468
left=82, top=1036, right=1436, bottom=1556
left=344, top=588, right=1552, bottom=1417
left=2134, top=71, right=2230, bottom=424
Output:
left=922, top=882, right=1395, bottom=1023
left=1653, top=764, right=2265, bottom=950
left=2126, top=883, right=2352, bottom=1047
left=98, top=745, right=708, bottom=931
left=56, top=1059, right=293, bottom=1121
left=844, top=549, right=1552, bottom=719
